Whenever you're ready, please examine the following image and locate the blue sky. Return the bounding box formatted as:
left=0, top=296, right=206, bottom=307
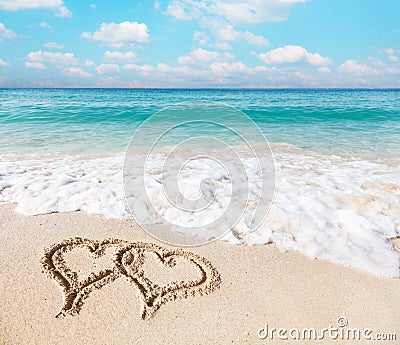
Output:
left=0, top=0, right=399, bottom=87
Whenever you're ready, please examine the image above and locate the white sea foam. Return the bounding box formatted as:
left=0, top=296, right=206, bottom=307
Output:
left=1, top=147, right=399, bottom=278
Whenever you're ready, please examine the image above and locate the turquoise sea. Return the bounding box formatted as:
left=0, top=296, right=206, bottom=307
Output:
left=1, top=88, right=400, bottom=158
left=1, top=88, right=400, bottom=278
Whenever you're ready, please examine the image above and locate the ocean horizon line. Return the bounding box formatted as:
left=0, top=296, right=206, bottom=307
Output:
left=1, top=87, right=400, bottom=91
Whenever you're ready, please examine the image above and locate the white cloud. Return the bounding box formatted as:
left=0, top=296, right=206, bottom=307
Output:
left=0, top=0, right=59, bottom=10
left=215, top=41, right=232, bottom=50
left=39, top=22, right=54, bottom=30
left=381, top=48, right=398, bottom=56
left=0, top=0, right=72, bottom=17
left=84, top=60, right=95, bottom=67
left=165, top=0, right=306, bottom=25
left=103, top=51, right=137, bottom=61
left=26, top=50, right=78, bottom=68
left=55, top=5, right=72, bottom=17
left=193, top=31, right=209, bottom=45
left=94, top=77, right=144, bottom=88
left=25, top=61, right=47, bottom=70
left=156, top=63, right=171, bottom=73
left=17, top=53, right=400, bottom=88
left=82, top=21, right=149, bottom=48
left=207, top=23, right=269, bottom=48
left=122, top=64, right=154, bottom=74
left=317, top=66, right=331, bottom=73
left=34, top=81, right=56, bottom=87
left=215, top=24, right=240, bottom=42
left=258, top=45, right=332, bottom=66
left=165, top=3, right=273, bottom=49
left=90, top=3, right=96, bottom=9
left=44, top=42, right=64, bottom=49
left=0, top=22, right=16, bottom=40
left=0, top=58, right=10, bottom=66
left=209, top=61, right=250, bottom=77
left=164, top=0, right=198, bottom=20
left=125, top=60, right=269, bottom=86
left=177, top=48, right=234, bottom=64
left=380, top=48, right=400, bottom=63
left=62, top=67, right=93, bottom=78
left=242, top=31, right=269, bottom=47
left=214, top=0, right=307, bottom=24
left=95, top=63, right=120, bottom=74
left=338, top=60, right=379, bottom=75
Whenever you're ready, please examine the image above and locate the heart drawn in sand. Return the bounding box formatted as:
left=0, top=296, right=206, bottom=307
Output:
left=41, top=237, right=221, bottom=320
left=114, top=242, right=221, bottom=320
left=40, top=237, right=130, bottom=317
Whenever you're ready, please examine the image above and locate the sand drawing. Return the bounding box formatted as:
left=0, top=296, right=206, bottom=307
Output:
left=41, top=237, right=221, bottom=320
left=114, top=242, right=222, bottom=320
left=40, top=237, right=130, bottom=318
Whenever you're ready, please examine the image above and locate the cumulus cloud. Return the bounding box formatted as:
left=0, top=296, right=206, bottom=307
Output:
left=164, top=0, right=198, bottom=20
left=242, top=31, right=269, bottom=47
left=0, top=0, right=72, bottom=17
left=25, top=61, right=47, bottom=69
left=122, top=64, right=154, bottom=74
left=39, top=22, right=54, bottom=30
left=317, top=66, right=331, bottom=73
left=95, top=63, right=120, bottom=74
left=17, top=53, right=400, bottom=88
left=215, top=42, right=232, bottom=50
left=62, top=67, right=93, bottom=78
left=114, top=57, right=343, bottom=87
left=215, top=24, right=240, bottom=42
left=388, top=55, right=400, bottom=63
left=84, top=60, right=95, bottom=67
left=26, top=50, right=78, bottom=68
left=165, top=0, right=306, bottom=24
left=165, top=2, right=273, bottom=49
left=0, top=22, right=17, bottom=41
left=177, top=48, right=234, bottom=64
left=206, top=23, right=269, bottom=49
left=0, top=58, right=10, bottom=66
left=55, top=5, right=72, bottom=17
left=213, top=0, right=307, bottom=24
left=82, top=21, right=149, bottom=48
left=122, top=60, right=257, bottom=84
left=258, top=45, right=331, bottom=66
left=380, top=48, right=400, bottom=63
left=338, top=60, right=379, bottom=75
left=209, top=61, right=250, bottom=77
left=103, top=51, right=137, bottom=61
left=128, top=60, right=271, bottom=86
left=193, top=31, right=209, bottom=45
left=44, top=42, right=64, bottom=49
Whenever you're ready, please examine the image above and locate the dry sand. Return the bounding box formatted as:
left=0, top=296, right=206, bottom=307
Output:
left=0, top=204, right=399, bottom=344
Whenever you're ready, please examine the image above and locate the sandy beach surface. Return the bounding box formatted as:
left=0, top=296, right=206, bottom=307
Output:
left=1, top=203, right=399, bottom=344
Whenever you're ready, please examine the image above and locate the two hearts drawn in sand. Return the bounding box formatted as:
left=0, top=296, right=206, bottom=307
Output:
left=41, top=237, right=221, bottom=320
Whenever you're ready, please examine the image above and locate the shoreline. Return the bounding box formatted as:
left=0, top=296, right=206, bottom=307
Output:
left=1, top=143, right=399, bottom=278
left=1, top=204, right=399, bottom=344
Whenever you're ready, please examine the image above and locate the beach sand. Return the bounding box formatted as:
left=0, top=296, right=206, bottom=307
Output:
left=0, top=204, right=399, bottom=344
